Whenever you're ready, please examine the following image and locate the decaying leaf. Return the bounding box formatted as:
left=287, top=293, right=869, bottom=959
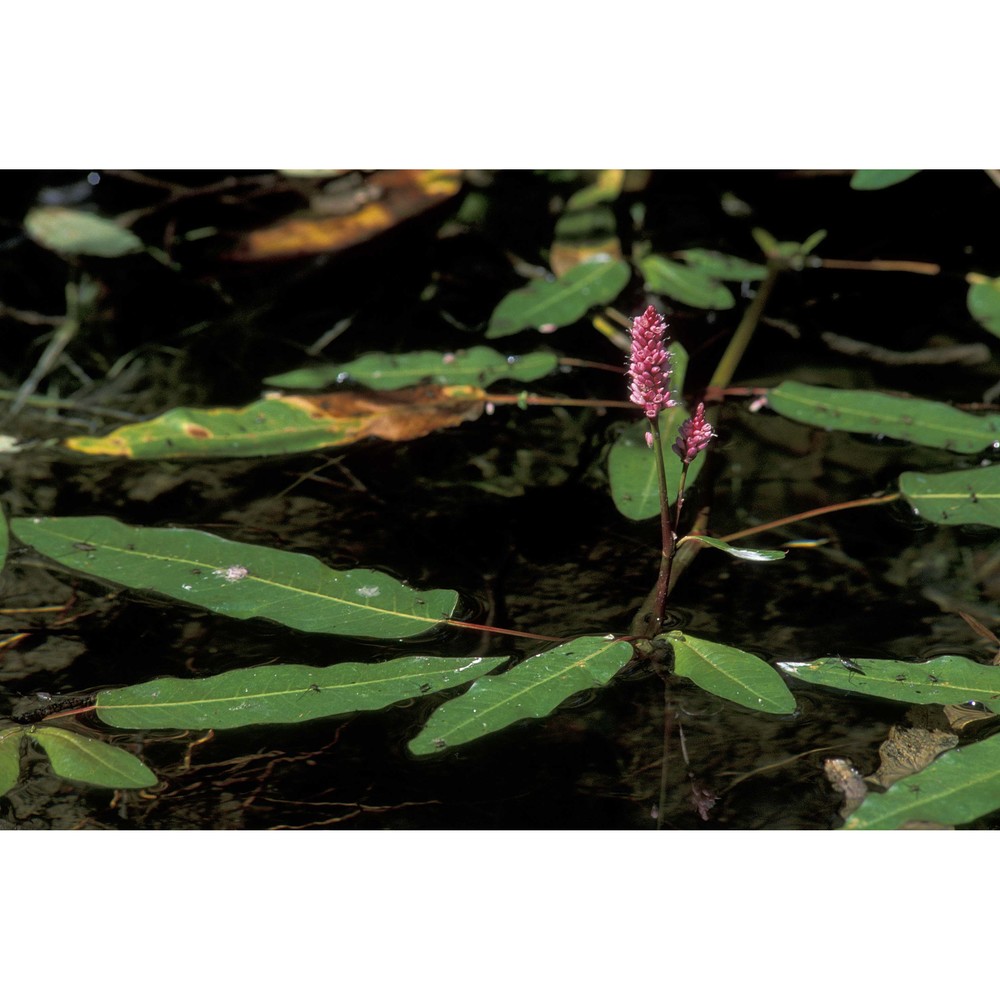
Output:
left=228, top=170, right=462, bottom=261
left=823, top=757, right=868, bottom=817
left=869, top=722, right=959, bottom=789
left=64, top=385, right=487, bottom=459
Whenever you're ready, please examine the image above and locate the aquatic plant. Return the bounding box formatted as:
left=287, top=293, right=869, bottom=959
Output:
left=2, top=168, right=999, bottom=829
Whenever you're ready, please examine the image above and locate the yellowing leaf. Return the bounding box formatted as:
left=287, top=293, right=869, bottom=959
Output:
left=64, top=385, right=486, bottom=459
left=229, top=170, right=462, bottom=261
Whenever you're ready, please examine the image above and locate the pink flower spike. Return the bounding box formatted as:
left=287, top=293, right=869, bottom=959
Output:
left=672, top=402, right=716, bottom=464
left=628, top=306, right=676, bottom=420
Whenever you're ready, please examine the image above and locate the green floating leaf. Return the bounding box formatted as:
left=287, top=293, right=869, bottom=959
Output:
left=264, top=346, right=559, bottom=391
left=849, top=170, right=921, bottom=191
left=24, top=206, right=144, bottom=258
left=637, top=255, right=735, bottom=310
left=63, top=385, right=486, bottom=459
left=663, top=631, right=796, bottom=715
left=682, top=535, right=786, bottom=562
left=31, top=726, right=157, bottom=789
left=967, top=276, right=1000, bottom=339
left=0, top=727, right=24, bottom=797
left=768, top=381, right=1000, bottom=454
left=11, top=516, right=457, bottom=639
left=486, top=259, right=631, bottom=339
left=608, top=343, right=706, bottom=520
left=408, top=635, right=633, bottom=755
left=899, top=464, right=1000, bottom=529
left=777, top=655, right=1000, bottom=710
left=97, top=656, right=505, bottom=730
left=554, top=206, right=617, bottom=241
left=676, top=249, right=768, bottom=282
left=845, top=730, right=1000, bottom=830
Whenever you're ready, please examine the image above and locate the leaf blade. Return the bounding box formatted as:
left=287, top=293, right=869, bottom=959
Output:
left=32, top=726, right=157, bottom=789
left=0, top=727, right=24, bottom=797
left=845, top=731, right=1000, bottom=830
left=97, top=656, right=505, bottom=729
left=637, top=255, right=735, bottom=310
left=408, top=636, right=633, bottom=754
left=24, top=206, right=144, bottom=258
left=63, top=386, right=486, bottom=459
left=967, top=276, right=1000, bottom=339
left=664, top=631, right=796, bottom=715
left=682, top=535, right=786, bottom=562
left=768, top=381, right=1000, bottom=454
left=899, top=464, right=1000, bottom=529
left=263, top=346, right=559, bottom=391
left=11, top=516, right=457, bottom=639
left=849, top=170, right=921, bottom=191
left=486, top=260, right=631, bottom=338
left=777, top=655, right=1000, bottom=709
left=675, top=249, right=768, bottom=282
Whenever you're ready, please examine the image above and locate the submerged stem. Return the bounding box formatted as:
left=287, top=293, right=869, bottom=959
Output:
left=657, top=683, right=674, bottom=831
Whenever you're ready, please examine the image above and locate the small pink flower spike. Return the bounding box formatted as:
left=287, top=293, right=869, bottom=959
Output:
left=672, top=402, right=716, bottom=464
left=628, top=306, right=676, bottom=420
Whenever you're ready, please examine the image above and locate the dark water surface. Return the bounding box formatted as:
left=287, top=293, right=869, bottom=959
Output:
left=2, top=170, right=998, bottom=829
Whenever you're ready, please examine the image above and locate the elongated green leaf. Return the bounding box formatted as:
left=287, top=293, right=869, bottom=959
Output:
left=899, top=464, right=1000, bottom=528
left=408, top=635, right=633, bottom=755
left=845, top=730, right=1000, bottom=830
left=63, top=385, right=486, bottom=459
left=24, top=206, right=144, bottom=258
left=554, top=206, right=617, bottom=241
left=97, top=655, right=505, bottom=730
left=263, top=347, right=559, bottom=391
left=663, top=631, right=796, bottom=715
left=768, top=381, right=1000, bottom=454
left=680, top=535, right=785, bottom=562
left=32, top=726, right=156, bottom=789
left=849, top=170, right=921, bottom=191
left=637, top=255, right=735, bottom=310
left=967, top=276, right=1000, bottom=338
left=777, top=655, right=1000, bottom=710
left=486, top=259, right=631, bottom=338
left=676, top=249, right=768, bottom=282
left=0, top=727, right=24, bottom=797
left=11, top=516, right=457, bottom=639
left=607, top=343, right=707, bottom=520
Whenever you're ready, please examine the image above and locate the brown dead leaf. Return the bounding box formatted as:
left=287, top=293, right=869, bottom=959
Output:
left=229, top=169, right=462, bottom=261
left=869, top=723, right=959, bottom=789
left=277, top=384, right=487, bottom=442
left=823, top=757, right=868, bottom=817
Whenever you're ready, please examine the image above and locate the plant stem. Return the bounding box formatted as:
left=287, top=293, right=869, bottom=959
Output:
left=647, top=415, right=674, bottom=637
left=443, top=619, right=565, bottom=643
left=485, top=393, right=635, bottom=410
left=708, top=266, right=780, bottom=390
left=816, top=257, right=940, bottom=276
left=717, top=492, right=900, bottom=544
